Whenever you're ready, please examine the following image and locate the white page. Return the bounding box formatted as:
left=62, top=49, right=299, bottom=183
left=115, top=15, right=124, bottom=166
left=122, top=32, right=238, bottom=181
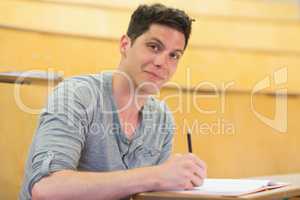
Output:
left=176, top=178, right=288, bottom=196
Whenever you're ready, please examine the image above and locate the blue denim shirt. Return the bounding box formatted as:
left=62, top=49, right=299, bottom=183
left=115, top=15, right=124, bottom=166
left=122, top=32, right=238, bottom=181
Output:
left=20, top=72, right=175, bottom=200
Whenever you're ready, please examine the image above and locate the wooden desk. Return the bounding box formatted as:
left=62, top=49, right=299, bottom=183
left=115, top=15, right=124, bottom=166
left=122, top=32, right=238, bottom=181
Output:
left=133, top=174, right=300, bottom=200
left=0, top=71, right=63, bottom=84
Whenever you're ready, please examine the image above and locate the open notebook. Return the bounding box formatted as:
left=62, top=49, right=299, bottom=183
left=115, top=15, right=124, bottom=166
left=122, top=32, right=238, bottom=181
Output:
left=176, top=178, right=289, bottom=196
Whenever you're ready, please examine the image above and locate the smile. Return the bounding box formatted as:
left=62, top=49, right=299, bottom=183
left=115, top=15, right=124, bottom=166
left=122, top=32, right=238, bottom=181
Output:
left=143, top=71, right=165, bottom=81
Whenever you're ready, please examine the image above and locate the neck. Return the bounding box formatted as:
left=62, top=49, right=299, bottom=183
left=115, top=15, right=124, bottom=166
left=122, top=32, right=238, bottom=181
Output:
left=112, top=70, right=147, bottom=113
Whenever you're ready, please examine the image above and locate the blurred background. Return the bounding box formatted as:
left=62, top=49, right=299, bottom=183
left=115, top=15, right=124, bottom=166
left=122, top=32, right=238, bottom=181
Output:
left=1, top=0, right=300, bottom=199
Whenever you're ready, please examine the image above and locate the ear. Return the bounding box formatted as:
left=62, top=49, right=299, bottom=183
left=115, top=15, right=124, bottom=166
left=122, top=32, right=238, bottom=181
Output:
left=119, top=35, right=131, bottom=57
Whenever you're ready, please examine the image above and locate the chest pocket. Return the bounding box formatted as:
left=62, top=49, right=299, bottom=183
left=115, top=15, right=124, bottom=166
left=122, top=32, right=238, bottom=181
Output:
left=142, top=147, right=160, bottom=157
left=136, top=146, right=161, bottom=167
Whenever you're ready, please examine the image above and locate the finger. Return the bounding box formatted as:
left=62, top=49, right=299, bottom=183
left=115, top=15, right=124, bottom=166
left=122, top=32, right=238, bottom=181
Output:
left=192, top=165, right=207, bottom=179
left=190, top=173, right=204, bottom=187
left=182, top=158, right=207, bottom=179
left=184, top=180, right=195, bottom=190
left=185, top=153, right=207, bottom=170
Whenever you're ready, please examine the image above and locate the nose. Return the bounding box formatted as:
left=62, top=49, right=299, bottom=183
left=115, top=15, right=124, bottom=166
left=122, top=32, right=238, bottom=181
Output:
left=153, top=52, right=168, bottom=68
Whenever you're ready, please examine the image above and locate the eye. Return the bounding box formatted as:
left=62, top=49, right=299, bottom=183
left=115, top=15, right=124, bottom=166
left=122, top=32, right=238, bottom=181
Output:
left=147, top=43, right=160, bottom=52
left=169, top=52, right=181, bottom=60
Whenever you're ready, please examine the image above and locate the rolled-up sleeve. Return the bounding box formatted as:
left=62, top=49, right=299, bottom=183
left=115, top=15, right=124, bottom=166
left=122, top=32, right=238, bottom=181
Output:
left=25, top=78, right=95, bottom=197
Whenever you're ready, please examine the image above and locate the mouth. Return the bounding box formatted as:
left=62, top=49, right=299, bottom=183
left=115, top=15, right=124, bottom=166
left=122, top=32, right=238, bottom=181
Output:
left=143, top=71, right=165, bottom=81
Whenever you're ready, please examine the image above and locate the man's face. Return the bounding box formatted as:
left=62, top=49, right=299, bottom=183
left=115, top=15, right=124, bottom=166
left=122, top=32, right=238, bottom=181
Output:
left=120, top=24, right=185, bottom=94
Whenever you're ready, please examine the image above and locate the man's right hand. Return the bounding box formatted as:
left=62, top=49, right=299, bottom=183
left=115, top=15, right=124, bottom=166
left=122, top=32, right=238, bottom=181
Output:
left=154, top=153, right=207, bottom=191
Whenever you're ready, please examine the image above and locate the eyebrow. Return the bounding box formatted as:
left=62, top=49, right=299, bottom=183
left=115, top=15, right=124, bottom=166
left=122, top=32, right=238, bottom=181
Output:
left=149, top=37, right=184, bottom=54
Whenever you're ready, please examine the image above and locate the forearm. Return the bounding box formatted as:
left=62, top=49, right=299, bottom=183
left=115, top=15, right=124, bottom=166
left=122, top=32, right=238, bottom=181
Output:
left=32, top=167, right=161, bottom=200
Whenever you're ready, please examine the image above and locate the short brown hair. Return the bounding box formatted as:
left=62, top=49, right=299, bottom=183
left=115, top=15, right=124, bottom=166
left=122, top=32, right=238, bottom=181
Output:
left=127, top=4, right=194, bottom=49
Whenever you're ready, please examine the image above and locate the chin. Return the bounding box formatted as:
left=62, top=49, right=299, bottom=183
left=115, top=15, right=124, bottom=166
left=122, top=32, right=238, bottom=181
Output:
left=133, top=76, right=166, bottom=94
left=137, top=82, right=162, bottom=95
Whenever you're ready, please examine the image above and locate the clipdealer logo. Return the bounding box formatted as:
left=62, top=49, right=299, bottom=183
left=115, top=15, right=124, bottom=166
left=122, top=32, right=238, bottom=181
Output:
left=250, top=67, right=288, bottom=133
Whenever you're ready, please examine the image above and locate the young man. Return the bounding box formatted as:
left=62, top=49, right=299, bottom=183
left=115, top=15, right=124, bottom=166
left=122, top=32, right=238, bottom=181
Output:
left=20, top=4, right=207, bottom=200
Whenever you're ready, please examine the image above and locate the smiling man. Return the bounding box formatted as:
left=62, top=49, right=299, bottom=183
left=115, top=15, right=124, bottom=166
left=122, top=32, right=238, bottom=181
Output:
left=20, top=4, right=207, bottom=200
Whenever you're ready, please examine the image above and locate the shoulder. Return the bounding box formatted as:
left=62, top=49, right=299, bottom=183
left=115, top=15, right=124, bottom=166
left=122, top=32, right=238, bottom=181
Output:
left=48, top=73, right=111, bottom=112
left=54, top=73, right=111, bottom=98
left=59, top=73, right=106, bottom=91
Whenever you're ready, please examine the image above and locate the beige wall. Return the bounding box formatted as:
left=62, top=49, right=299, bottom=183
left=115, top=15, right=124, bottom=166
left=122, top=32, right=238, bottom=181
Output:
left=0, top=0, right=300, bottom=199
